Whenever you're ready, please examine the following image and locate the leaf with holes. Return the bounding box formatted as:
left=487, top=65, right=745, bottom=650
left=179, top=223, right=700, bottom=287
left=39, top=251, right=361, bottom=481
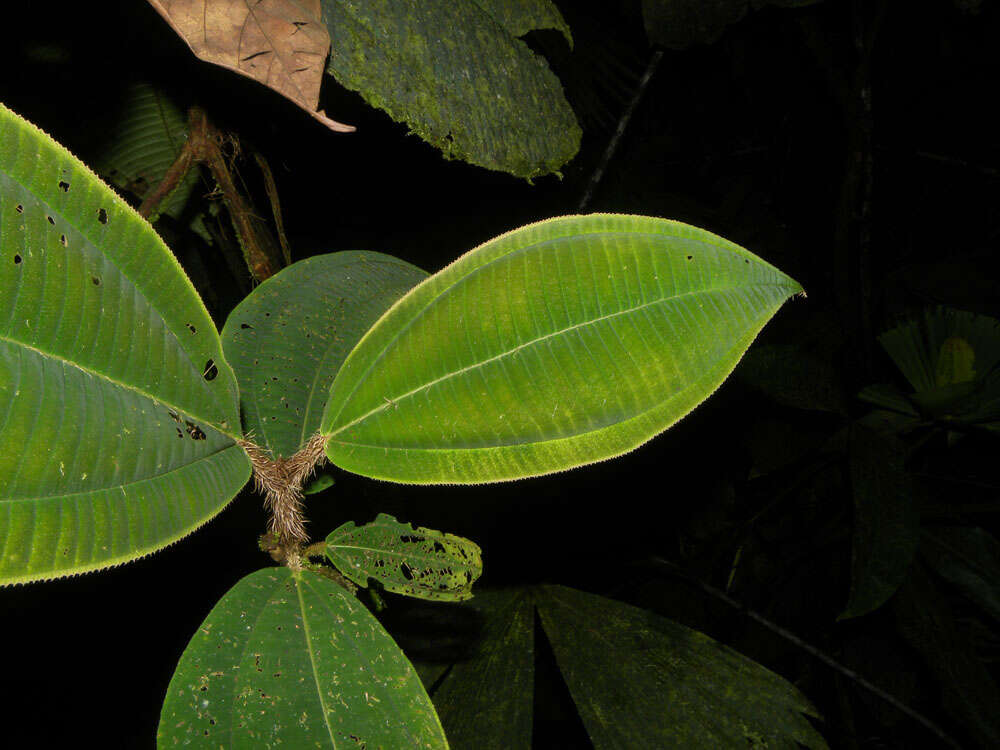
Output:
left=0, top=102, right=250, bottom=585
left=321, top=214, right=802, bottom=484
left=536, top=585, right=828, bottom=749
left=158, top=566, right=447, bottom=747
left=320, top=0, right=579, bottom=178
left=325, top=513, right=482, bottom=601
left=222, top=252, right=427, bottom=459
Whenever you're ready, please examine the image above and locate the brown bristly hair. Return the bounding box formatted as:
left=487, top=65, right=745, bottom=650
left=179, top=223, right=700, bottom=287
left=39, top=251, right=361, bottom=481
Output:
left=238, top=433, right=329, bottom=550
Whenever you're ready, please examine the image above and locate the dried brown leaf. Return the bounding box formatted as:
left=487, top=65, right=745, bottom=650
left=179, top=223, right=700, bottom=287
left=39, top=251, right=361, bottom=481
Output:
left=148, top=0, right=354, bottom=132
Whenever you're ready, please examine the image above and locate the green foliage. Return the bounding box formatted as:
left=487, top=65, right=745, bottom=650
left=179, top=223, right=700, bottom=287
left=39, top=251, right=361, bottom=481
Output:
left=221, top=252, right=427, bottom=458
left=320, top=0, right=580, bottom=178
left=158, top=567, right=446, bottom=748
left=840, top=422, right=920, bottom=620
left=424, top=586, right=827, bottom=749
left=322, top=214, right=802, bottom=483
left=0, top=102, right=250, bottom=585
left=325, top=513, right=482, bottom=601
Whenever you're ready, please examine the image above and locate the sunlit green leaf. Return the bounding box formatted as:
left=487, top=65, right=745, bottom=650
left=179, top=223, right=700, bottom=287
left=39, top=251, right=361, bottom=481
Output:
left=325, top=513, right=482, bottom=601
left=158, top=567, right=447, bottom=748
left=322, top=214, right=802, bottom=484
left=536, top=585, right=827, bottom=749
left=221, top=251, right=426, bottom=458
left=0, top=102, right=249, bottom=585
left=320, top=0, right=580, bottom=178
left=840, top=423, right=919, bottom=620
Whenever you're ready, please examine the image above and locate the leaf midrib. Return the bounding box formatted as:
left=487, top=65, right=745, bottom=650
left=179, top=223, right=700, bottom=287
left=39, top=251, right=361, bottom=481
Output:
left=327, top=281, right=792, bottom=439
left=0, top=333, right=239, bottom=441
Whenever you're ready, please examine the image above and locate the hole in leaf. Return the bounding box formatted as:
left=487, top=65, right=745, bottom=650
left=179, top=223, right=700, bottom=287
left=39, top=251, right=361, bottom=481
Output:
left=400, top=563, right=414, bottom=581
left=47, top=215, right=55, bottom=225
left=91, top=276, right=101, bottom=286
left=686, top=255, right=693, bottom=261
left=203, top=360, right=218, bottom=381
left=186, top=323, right=196, bottom=334
left=13, top=254, right=22, bottom=264
left=97, top=208, right=108, bottom=224
left=15, top=204, right=23, bottom=214
left=185, top=421, right=206, bottom=440
left=176, top=428, right=184, bottom=438
left=60, top=235, right=67, bottom=246
left=58, top=180, right=69, bottom=192
left=240, top=323, right=253, bottom=330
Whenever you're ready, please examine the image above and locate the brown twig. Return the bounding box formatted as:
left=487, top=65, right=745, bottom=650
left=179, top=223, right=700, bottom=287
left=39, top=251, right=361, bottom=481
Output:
left=254, top=151, right=292, bottom=265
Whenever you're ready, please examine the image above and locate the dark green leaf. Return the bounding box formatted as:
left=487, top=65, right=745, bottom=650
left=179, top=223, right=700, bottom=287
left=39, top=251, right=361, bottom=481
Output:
left=894, top=564, right=1000, bottom=747
left=922, top=526, right=1000, bottom=623
left=536, top=585, right=827, bottom=749
left=158, top=567, right=447, bottom=748
left=840, top=423, right=919, bottom=619
left=221, top=251, right=426, bottom=458
left=320, top=0, right=580, bottom=178
left=427, top=588, right=536, bottom=750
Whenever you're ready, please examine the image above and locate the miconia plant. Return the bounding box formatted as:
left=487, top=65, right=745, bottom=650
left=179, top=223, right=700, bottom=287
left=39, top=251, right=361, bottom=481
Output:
left=0, top=100, right=821, bottom=747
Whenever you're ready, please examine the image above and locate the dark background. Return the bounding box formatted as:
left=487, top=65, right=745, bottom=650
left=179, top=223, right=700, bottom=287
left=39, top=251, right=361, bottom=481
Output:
left=2, top=1, right=998, bottom=747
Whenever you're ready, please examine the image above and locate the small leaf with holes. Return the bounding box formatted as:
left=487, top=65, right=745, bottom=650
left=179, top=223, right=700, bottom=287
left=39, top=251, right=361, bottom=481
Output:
left=325, top=513, right=482, bottom=601
left=0, top=102, right=250, bottom=585
left=158, top=566, right=447, bottom=748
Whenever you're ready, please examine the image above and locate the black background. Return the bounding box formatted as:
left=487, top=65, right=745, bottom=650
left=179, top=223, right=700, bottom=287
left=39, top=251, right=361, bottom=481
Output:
left=2, top=1, right=999, bottom=747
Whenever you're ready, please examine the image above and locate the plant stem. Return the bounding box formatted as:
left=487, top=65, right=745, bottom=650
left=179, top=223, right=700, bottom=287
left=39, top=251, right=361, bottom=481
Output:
left=239, top=433, right=330, bottom=558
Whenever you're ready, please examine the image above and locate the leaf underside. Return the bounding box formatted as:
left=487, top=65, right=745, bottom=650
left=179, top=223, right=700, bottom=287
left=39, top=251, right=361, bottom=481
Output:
left=325, top=512, right=482, bottom=601
left=322, top=214, right=802, bottom=484
left=158, top=567, right=447, bottom=748
left=0, top=102, right=249, bottom=585
left=222, top=251, right=427, bottom=458
left=427, top=585, right=826, bottom=749
left=320, top=0, right=580, bottom=178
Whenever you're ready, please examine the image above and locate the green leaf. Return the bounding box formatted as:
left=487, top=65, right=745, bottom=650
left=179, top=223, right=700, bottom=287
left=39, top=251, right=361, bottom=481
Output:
left=322, top=214, right=802, bottom=484
left=642, top=0, right=822, bottom=49
left=922, top=526, right=1000, bottom=623
left=877, top=306, right=1000, bottom=424
left=894, top=564, right=1000, bottom=747
left=0, top=102, right=249, bottom=585
left=839, top=423, right=919, bottom=619
left=535, top=585, right=827, bottom=749
left=429, top=588, right=535, bottom=750
left=303, top=471, right=335, bottom=495
left=90, top=81, right=210, bottom=240
left=221, top=252, right=427, bottom=458
left=320, top=0, right=580, bottom=178
left=325, top=513, right=482, bottom=601
left=158, top=567, right=447, bottom=748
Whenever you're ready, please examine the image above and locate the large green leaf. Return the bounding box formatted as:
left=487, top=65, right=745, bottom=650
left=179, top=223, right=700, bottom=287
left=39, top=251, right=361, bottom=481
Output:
left=0, top=102, right=249, bottom=585
left=425, top=585, right=825, bottom=749
left=840, top=422, right=919, bottom=620
left=322, top=214, right=802, bottom=484
left=221, top=252, right=426, bottom=458
left=426, top=588, right=535, bottom=750
left=536, top=585, right=827, bottom=749
left=158, top=567, right=447, bottom=748
left=325, top=513, right=482, bottom=601
left=320, top=0, right=580, bottom=178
